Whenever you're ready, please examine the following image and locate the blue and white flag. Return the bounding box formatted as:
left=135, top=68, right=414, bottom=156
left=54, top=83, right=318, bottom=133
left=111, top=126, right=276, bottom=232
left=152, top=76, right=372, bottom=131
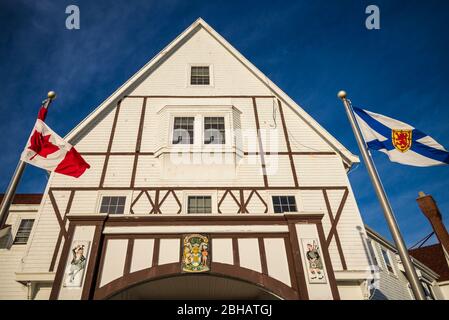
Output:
left=353, top=107, right=449, bottom=167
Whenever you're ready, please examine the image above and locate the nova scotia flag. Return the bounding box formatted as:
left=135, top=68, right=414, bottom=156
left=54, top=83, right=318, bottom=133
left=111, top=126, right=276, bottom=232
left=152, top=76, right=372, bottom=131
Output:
left=353, top=107, right=449, bottom=167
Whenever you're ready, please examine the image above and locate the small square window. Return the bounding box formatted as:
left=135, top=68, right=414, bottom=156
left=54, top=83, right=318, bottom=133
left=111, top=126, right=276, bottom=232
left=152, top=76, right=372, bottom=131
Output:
left=100, top=196, right=126, bottom=214
left=204, top=117, right=225, bottom=144
left=272, top=196, right=297, bottom=213
left=173, top=117, right=194, bottom=144
left=188, top=196, right=212, bottom=214
left=13, top=219, right=34, bottom=245
left=190, top=66, right=210, bottom=85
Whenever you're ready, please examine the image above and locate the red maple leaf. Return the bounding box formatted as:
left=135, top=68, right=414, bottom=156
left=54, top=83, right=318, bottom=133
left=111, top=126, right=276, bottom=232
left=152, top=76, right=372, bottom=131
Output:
left=28, top=130, right=60, bottom=160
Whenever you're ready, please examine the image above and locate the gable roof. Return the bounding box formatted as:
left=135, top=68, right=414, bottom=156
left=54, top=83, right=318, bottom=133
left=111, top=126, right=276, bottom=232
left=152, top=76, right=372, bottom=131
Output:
left=409, top=244, right=449, bottom=281
left=0, top=193, right=43, bottom=205
left=65, top=18, right=359, bottom=167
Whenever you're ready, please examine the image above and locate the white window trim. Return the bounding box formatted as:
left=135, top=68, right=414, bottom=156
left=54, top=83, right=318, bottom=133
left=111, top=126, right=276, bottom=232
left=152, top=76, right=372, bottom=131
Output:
left=183, top=190, right=218, bottom=215
left=169, top=114, right=198, bottom=147
left=367, top=239, right=381, bottom=269
left=381, top=247, right=397, bottom=276
left=168, top=112, right=232, bottom=150
left=96, top=191, right=133, bottom=215
left=12, top=216, right=35, bottom=245
left=187, top=64, right=214, bottom=87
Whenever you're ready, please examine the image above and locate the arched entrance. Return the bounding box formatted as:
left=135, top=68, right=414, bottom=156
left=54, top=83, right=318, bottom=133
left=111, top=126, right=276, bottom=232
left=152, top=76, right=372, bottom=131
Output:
left=94, top=262, right=299, bottom=300
left=109, top=274, right=281, bottom=300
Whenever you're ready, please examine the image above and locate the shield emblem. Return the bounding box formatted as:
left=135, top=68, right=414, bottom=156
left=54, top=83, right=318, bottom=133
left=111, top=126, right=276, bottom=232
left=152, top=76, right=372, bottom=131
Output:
left=182, top=234, right=210, bottom=273
left=392, top=129, right=412, bottom=152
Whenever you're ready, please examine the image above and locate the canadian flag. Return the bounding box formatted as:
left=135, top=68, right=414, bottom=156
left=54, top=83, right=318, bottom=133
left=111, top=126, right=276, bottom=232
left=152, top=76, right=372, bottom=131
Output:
left=20, top=105, right=90, bottom=178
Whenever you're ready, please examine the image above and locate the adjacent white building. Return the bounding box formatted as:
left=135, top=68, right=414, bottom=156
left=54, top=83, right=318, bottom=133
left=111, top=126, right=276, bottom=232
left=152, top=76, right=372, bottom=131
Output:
left=365, top=226, right=443, bottom=300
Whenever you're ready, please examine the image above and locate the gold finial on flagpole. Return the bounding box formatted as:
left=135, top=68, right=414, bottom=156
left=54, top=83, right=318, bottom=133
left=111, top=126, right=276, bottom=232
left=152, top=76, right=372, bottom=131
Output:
left=47, top=91, right=57, bottom=100
left=337, top=90, right=347, bottom=100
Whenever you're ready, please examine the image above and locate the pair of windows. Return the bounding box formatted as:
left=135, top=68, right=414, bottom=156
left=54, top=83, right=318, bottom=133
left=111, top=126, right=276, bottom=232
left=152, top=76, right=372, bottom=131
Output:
left=187, top=195, right=297, bottom=214
left=172, top=117, right=225, bottom=145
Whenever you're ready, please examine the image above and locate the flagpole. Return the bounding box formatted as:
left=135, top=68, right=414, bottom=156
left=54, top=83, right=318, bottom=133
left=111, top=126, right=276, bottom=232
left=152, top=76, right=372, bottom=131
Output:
left=0, top=91, right=56, bottom=229
left=337, top=90, right=426, bottom=300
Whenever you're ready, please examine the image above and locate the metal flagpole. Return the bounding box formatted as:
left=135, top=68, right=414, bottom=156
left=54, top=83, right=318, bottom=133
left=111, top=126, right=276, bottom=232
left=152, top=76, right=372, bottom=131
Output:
left=337, top=90, right=426, bottom=300
left=0, top=91, right=56, bottom=229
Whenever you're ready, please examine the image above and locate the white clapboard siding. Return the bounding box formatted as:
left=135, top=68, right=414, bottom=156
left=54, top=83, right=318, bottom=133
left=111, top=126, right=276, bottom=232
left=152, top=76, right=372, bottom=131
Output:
left=265, top=155, right=295, bottom=187
left=22, top=196, right=60, bottom=273
left=294, top=155, right=348, bottom=186
left=244, top=190, right=268, bottom=214
left=370, top=241, right=413, bottom=300
left=69, top=191, right=100, bottom=214
left=0, top=210, right=38, bottom=300
left=74, top=108, right=115, bottom=152
left=102, top=155, right=134, bottom=187
left=129, top=28, right=271, bottom=96
left=282, top=104, right=334, bottom=152
left=256, top=97, right=288, bottom=153
left=111, top=98, right=142, bottom=152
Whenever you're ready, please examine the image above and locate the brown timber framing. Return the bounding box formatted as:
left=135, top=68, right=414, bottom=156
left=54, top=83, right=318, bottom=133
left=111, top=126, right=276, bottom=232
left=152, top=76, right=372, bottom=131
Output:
left=323, top=189, right=348, bottom=270
left=49, top=190, right=74, bottom=272
left=53, top=214, right=335, bottom=300
left=317, top=222, right=341, bottom=300
left=252, top=97, right=268, bottom=187
left=277, top=99, right=299, bottom=187
left=49, top=186, right=349, bottom=191
left=99, top=99, right=122, bottom=188
left=81, top=216, right=107, bottom=300
left=258, top=237, right=268, bottom=275
left=130, top=97, right=147, bottom=188
left=50, top=223, right=75, bottom=300
left=45, top=91, right=355, bottom=298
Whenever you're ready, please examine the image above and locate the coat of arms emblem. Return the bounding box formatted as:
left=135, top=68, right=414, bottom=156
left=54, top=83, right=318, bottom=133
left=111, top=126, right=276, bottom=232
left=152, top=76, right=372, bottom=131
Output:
left=392, top=129, right=412, bottom=152
left=182, top=234, right=210, bottom=273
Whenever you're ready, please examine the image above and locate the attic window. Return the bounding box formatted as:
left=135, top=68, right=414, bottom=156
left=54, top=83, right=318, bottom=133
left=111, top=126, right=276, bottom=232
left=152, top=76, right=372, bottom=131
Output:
left=190, top=66, right=210, bottom=85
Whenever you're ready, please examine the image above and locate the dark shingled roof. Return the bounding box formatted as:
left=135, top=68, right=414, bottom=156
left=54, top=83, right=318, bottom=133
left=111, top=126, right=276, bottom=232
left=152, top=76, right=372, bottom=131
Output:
left=0, top=194, right=43, bottom=205
left=409, top=244, right=449, bottom=281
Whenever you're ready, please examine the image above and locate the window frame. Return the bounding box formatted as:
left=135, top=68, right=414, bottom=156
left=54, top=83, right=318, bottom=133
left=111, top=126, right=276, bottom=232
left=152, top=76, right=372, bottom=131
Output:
left=96, top=191, right=132, bottom=215
left=183, top=191, right=217, bottom=215
left=168, top=113, right=231, bottom=149
left=271, top=195, right=298, bottom=214
left=366, top=239, right=380, bottom=267
left=187, top=196, right=213, bottom=214
left=13, top=218, right=35, bottom=245
left=203, top=116, right=226, bottom=145
left=172, top=116, right=195, bottom=145
left=381, top=248, right=396, bottom=275
left=187, top=64, right=214, bottom=87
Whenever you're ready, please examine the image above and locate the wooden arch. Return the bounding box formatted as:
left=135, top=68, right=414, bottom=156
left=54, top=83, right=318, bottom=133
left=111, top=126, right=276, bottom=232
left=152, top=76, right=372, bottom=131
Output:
left=93, top=262, right=299, bottom=300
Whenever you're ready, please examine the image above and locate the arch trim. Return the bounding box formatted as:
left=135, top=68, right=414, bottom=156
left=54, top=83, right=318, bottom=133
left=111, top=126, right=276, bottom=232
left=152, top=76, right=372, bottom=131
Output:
left=93, top=262, right=299, bottom=300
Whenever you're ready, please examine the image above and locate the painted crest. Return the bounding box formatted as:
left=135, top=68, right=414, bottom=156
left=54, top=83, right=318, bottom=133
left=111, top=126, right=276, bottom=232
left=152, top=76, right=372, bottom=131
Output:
left=182, top=234, right=210, bottom=273
left=392, top=129, right=412, bottom=152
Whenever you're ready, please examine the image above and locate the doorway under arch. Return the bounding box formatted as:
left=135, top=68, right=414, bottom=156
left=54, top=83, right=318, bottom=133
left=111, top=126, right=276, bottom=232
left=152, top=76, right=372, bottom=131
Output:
left=108, top=274, right=282, bottom=300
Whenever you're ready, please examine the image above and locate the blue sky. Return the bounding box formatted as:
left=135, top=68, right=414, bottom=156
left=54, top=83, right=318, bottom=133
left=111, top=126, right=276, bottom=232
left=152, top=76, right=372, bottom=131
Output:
left=0, top=0, right=448, bottom=246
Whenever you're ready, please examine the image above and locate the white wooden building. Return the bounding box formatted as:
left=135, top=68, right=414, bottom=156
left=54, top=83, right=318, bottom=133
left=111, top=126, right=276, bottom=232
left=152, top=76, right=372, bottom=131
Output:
left=365, top=226, right=443, bottom=300
left=1, top=18, right=377, bottom=300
